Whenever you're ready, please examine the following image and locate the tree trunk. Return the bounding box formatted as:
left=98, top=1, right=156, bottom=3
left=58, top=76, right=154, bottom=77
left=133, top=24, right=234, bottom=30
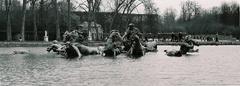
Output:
left=21, top=0, right=27, bottom=41
left=54, top=0, right=60, bottom=41
left=31, top=1, right=38, bottom=41
left=67, top=0, right=71, bottom=31
left=7, top=10, right=12, bottom=41
left=33, top=9, right=38, bottom=41
left=0, top=0, right=3, bottom=11
left=39, top=0, right=45, bottom=32
left=87, top=0, right=93, bottom=40
left=239, top=7, right=240, bottom=27
left=6, top=0, right=12, bottom=41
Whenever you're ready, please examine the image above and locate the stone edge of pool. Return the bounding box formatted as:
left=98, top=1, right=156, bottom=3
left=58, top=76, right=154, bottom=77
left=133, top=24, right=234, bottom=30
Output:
left=0, top=41, right=240, bottom=47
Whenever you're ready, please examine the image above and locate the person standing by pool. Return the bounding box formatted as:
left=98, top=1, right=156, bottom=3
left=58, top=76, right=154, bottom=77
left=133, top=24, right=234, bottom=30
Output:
left=178, top=32, right=183, bottom=42
left=171, top=32, right=174, bottom=42
left=215, top=33, right=219, bottom=42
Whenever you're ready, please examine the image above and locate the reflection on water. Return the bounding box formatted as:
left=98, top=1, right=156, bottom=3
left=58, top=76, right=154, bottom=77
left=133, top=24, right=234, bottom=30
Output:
left=1, top=46, right=240, bottom=86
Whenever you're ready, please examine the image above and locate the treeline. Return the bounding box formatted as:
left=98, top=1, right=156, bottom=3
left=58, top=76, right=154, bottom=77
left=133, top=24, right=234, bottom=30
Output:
left=158, top=1, right=240, bottom=39
left=0, top=0, right=81, bottom=41
left=0, top=0, right=159, bottom=41
left=0, top=0, right=239, bottom=41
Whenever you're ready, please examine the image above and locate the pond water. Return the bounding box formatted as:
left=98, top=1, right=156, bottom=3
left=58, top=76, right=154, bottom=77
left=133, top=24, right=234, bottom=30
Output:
left=1, top=46, right=240, bottom=86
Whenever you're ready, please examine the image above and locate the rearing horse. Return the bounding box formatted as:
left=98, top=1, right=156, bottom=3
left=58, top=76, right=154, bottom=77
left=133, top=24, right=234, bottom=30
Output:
left=101, top=30, right=122, bottom=57
left=127, top=35, right=145, bottom=58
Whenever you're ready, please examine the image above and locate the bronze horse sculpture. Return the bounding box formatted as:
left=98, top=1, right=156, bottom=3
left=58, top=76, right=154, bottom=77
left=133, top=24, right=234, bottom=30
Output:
left=47, top=42, right=99, bottom=59
left=47, top=31, right=156, bottom=59
left=126, top=35, right=145, bottom=58
left=100, top=30, right=122, bottom=57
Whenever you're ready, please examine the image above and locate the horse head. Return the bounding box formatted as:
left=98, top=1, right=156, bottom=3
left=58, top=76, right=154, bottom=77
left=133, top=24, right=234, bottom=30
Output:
left=47, top=44, right=67, bottom=57
left=109, top=30, right=122, bottom=42
left=47, top=45, right=58, bottom=52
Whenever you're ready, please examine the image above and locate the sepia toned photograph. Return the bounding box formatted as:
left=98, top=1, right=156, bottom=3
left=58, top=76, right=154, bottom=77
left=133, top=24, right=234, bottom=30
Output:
left=0, top=0, right=240, bottom=86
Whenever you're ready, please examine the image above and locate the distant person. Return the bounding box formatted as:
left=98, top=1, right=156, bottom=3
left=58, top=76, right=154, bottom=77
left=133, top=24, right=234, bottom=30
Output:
left=157, top=33, right=161, bottom=41
left=178, top=32, right=183, bottom=42
left=171, top=33, right=174, bottom=42
left=163, top=37, right=166, bottom=42
left=203, top=36, right=206, bottom=42
left=207, top=36, right=212, bottom=41
left=215, top=34, right=219, bottom=42
left=152, top=33, right=155, bottom=41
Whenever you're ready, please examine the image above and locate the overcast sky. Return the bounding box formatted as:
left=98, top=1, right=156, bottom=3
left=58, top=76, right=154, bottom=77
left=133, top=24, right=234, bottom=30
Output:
left=134, top=0, right=240, bottom=15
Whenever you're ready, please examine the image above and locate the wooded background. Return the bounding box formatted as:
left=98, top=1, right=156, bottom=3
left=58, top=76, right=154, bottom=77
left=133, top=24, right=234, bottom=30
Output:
left=0, top=0, right=239, bottom=41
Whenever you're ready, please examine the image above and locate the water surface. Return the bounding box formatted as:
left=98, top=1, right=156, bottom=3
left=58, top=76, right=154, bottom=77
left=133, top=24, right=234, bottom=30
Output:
left=1, top=46, right=240, bottom=86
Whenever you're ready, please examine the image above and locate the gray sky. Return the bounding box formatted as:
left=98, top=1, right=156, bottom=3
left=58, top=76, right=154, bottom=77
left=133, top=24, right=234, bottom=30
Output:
left=135, top=0, right=240, bottom=15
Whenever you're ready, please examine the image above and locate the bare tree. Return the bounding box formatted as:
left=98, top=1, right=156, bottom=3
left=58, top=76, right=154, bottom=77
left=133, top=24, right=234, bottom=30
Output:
left=180, top=0, right=201, bottom=21
left=140, top=0, right=159, bottom=33
left=92, top=0, right=101, bottom=40
left=163, top=8, right=176, bottom=26
left=0, top=0, right=4, bottom=11
left=109, top=0, right=126, bottom=31
left=5, top=0, right=12, bottom=41
left=53, top=0, right=61, bottom=40
left=120, top=0, right=143, bottom=27
left=122, top=0, right=142, bottom=14
left=108, top=0, right=143, bottom=30
left=163, top=8, right=177, bottom=32
left=140, top=0, right=158, bottom=14
left=21, top=0, right=28, bottom=41
left=30, top=0, right=39, bottom=41
left=220, top=2, right=239, bottom=26
left=83, top=0, right=102, bottom=40
left=73, top=0, right=102, bottom=40
left=39, top=0, right=48, bottom=31
left=75, top=0, right=141, bottom=34
left=67, top=0, right=71, bottom=31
